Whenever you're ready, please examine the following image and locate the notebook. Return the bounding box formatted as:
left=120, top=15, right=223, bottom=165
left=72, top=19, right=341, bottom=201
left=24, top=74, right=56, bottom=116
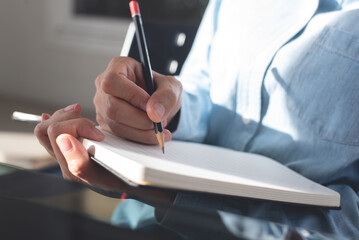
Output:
left=81, top=130, right=340, bottom=207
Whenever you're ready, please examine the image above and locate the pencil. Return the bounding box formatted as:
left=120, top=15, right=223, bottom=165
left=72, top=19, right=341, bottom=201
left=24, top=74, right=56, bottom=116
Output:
left=129, top=1, right=165, bottom=153
left=11, top=111, right=42, bottom=123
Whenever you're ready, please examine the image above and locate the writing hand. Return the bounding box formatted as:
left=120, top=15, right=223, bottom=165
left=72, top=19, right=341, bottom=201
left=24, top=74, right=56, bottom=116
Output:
left=93, top=57, right=182, bottom=144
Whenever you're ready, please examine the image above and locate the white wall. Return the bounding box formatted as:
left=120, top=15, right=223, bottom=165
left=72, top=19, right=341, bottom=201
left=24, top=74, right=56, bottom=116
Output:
left=0, top=0, right=130, bottom=112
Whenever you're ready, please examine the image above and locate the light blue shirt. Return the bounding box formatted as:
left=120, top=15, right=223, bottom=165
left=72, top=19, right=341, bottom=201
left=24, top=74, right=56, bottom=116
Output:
left=112, top=0, right=359, bottom=238
left=175, top=0, right=359, bottom=183
left=167, top=0, right=359, bottom=238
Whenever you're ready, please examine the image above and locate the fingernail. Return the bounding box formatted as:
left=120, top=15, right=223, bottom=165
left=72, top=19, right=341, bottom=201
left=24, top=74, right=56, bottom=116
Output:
left=41, top=113, right=51, bottom=121
left=57, top=136, right=73, bottom=153
left=64, top=104, right=77, bottom=112
left=153, top=103, right=165, bottom=119
left=93, top=127, right=105, bottom=138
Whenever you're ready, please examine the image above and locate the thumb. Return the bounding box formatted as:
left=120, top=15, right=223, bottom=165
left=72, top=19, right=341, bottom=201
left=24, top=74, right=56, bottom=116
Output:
left=56, top=134, right=93, bottom=182
left=146, top=73, right=182, bottom=123
left=56, top=134, right=132, bottom=190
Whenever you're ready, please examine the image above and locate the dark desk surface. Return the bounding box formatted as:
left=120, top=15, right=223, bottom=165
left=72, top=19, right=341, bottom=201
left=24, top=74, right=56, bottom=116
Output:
left=0, top=163, right=337, bottom=240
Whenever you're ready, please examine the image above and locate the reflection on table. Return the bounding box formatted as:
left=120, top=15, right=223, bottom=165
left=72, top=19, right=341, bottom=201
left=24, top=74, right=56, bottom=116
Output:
left=0, top=163, right=338, bottom=240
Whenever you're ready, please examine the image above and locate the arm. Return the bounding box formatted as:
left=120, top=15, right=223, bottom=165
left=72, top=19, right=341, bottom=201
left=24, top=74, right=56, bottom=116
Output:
left=92, top=0, right=221, bottom=144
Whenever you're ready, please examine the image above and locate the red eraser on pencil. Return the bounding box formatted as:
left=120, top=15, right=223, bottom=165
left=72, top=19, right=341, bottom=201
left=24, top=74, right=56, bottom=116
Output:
left=129, top=1, right=141, bottom=16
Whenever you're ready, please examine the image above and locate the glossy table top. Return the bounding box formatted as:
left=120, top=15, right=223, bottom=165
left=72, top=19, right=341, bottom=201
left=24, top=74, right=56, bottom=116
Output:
left=0, top=162, right=340, bottom=240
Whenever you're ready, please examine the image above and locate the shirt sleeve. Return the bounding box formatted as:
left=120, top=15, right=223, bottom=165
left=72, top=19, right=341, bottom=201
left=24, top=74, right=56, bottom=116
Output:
left=171, top=0, right=222, bottom=142
left=157, top=182, right=359, bottom=239
left=157, top=157, right=359, bottom=239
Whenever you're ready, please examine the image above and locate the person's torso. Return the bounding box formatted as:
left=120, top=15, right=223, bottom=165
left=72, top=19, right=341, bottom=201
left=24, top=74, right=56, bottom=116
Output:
left=205, top=0, right=359, bottom=182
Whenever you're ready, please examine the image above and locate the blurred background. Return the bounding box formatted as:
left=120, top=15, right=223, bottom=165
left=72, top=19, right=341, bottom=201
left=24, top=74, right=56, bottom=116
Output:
left=0, top=0, right=207, bottom=223
left=0, top=0, right=207, bottom=168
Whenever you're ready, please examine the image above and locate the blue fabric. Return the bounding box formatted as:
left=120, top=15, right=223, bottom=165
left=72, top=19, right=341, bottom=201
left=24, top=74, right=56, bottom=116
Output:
left=111, top=199, right=156, bottom=230
left=161, top=0, right=359, bottom=238
left=110, top=0, right=359, bottom=238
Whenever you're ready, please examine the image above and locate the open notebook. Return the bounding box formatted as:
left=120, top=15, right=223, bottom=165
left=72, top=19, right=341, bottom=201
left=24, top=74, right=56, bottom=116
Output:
left=82, top=130, right=340, bottom=207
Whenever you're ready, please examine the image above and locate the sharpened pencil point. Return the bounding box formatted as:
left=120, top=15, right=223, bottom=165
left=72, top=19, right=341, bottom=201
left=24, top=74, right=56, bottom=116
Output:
left=156, top=132, right=165, bottom=154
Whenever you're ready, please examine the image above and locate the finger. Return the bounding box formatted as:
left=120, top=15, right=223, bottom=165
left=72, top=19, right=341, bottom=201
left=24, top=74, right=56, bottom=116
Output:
left=146, top=73, right=182, bottom=123
left=96, top=112, right=167, bottom=140
left=164, top=129, right=172, bottom=142
left=101, top=72, right=149, bottom=111
left=42, top=104, right=83, bottom=127
left=41, top=113, right=51, bottom=121
left=105, top=95, right=153, bottom=130
left=63, top=103, right=82, bottom=114
left=57, top=134, right=131, bottom=190
left=106, top=57, right=146, bottom=87
left=101, top=57, right=149, bottom=111
left=47, top=119, right=104, bottom=144
left=104, top=117, right=172, bottom=144
left=47, top=118, right=104, bottom=170
left=95, top=112, right=111, bottom=133
left=51, top=103, right=82, bottom=120
left=56, top=134, right=97, bottom=182
left=34, top=127, right=56, bottom=157
left=34, top=104, right=84, bottom=156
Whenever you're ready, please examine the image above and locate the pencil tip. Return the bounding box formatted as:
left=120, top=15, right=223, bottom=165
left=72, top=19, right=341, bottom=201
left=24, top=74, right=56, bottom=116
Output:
left=156, top=132, right=165, bottom=154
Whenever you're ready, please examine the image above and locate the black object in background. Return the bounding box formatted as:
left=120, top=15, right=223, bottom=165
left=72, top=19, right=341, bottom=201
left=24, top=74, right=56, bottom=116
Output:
left=73, top=0, right=208, bottom=76
left=127, top=23, right=198, bottom=76
left=74, top=0, right=208, bottom=24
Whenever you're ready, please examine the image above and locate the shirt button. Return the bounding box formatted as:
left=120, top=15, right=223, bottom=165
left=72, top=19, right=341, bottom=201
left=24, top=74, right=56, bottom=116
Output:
left=242, top=115, right=251, bottom=124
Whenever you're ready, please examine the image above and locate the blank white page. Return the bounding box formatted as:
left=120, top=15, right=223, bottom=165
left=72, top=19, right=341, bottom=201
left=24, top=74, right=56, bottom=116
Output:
left=82, top=130, right=337, bottom=196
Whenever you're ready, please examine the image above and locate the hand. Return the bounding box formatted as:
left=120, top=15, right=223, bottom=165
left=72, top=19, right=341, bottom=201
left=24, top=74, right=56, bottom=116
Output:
left=34, top=103, right=176, bottom=205
left=34, top=103, right=118, bottom=189
left=94, top=57, right=182, bottom=144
